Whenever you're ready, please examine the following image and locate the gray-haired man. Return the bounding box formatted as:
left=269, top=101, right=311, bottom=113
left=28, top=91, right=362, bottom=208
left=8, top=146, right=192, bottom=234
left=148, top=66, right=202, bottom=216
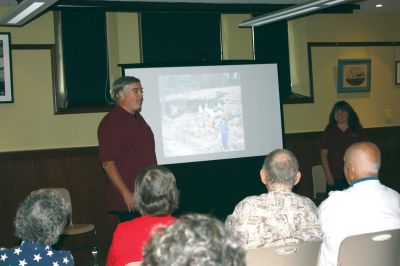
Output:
left=225, top=149, right=322, bottom=249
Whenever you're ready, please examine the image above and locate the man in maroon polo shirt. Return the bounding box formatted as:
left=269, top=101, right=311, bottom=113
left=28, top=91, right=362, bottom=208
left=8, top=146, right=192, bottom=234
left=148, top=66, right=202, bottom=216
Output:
left=98, top=76, right=157, bottom=222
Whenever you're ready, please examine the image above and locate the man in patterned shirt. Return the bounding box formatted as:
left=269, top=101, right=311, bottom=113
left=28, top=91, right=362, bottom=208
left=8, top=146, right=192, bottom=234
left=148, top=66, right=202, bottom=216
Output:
left=225, top=149, right=322, bottom=250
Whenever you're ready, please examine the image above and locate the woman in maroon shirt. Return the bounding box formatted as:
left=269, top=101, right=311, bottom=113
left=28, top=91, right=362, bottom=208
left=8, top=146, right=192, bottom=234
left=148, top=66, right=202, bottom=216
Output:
left=321, top=101, right=365, bottom=192
left=106, top=165, right=179, bottom=266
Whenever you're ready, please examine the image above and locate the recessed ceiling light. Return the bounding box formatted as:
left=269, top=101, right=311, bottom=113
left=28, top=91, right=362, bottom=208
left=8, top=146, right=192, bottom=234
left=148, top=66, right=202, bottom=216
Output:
left=376, top=4, right=383, bottom=8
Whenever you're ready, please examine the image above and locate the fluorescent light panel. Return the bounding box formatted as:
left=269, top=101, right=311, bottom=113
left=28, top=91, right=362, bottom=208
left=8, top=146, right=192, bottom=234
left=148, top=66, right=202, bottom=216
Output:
left=323, top=0, right=348, bottom=5
left=251, top=6, right=320, bottom=26
left=239, top=0, right=351, bottom=28
left=0, top=0, right=58, bottom=26
left=8, top=2, right=45, bottom=24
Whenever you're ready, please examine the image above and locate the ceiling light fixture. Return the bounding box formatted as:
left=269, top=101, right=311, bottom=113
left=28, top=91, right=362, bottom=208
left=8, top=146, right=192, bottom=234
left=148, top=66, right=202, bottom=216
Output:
left=239, top=0, right=350, bottom=28
left=0, top=0, right=58, bottom=26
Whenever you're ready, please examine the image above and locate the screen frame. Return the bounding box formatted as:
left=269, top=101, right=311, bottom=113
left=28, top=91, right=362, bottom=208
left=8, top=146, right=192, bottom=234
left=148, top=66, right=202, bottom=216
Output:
left=119, top=60, right=286, bottom=165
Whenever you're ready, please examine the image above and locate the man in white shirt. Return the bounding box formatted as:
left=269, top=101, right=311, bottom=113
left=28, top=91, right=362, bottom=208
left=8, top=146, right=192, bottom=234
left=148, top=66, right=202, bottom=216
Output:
left=225, top=149, right=322, bottom=249
left=319, top=141, right=400, bottom=266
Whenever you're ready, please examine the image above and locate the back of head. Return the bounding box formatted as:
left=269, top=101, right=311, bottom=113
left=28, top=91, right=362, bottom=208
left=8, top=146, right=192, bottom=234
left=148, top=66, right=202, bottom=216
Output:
left=263, top=149, right=299, bottom=188
left=110, top=76, right=140, bottom=102
left=14, top=189, right=71, bottom=246
left=134, top=165, right=179, bottom=216
left=344, top=141, right=381, bottom=180
left=142, top=213, right=246, bottom=266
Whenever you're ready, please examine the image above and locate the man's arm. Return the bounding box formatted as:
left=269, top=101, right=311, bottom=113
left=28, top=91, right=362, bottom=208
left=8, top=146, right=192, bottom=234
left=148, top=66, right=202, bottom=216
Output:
left=321, top=149, right=334, bottom=185
left=102, top=161, right=134, bottom=212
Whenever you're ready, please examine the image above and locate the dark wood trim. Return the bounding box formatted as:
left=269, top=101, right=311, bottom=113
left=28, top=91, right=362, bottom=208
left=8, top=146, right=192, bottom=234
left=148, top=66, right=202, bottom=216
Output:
left=0, top=146, right=99, bottom=160
left=0, top=125, right=397, bottom=158
left=12, top=44, right=54, bottom=50
left=286, top=125, right=400, bottom=140
left=284, top=93, right=314, bottom=104
left=55, top=106, right=112, bottom=114
left=1, top=125, right=399, bottom=263
left=308, top=41, right=400, bottom=47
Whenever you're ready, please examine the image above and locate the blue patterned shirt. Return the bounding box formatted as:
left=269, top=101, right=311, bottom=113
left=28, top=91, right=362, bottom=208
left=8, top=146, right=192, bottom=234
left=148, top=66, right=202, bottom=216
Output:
left=0, top=241, right=74, bottom=266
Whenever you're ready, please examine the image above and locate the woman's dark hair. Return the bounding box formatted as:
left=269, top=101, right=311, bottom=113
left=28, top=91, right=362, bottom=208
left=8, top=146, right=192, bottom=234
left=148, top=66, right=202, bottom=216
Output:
left=328, top=101, right=362, bottom=129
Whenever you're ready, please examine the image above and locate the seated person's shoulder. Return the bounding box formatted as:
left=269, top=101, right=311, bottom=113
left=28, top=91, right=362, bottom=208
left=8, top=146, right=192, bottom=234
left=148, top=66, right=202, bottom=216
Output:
left=238, top=194, right=268, bottom=206
left=318, top=190, right=348, bottom=210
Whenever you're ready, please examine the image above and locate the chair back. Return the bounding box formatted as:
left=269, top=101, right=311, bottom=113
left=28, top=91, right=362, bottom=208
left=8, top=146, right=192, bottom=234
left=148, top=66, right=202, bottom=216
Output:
left=337, top=228, right=400, bottom=266
left=311, top=165, right=326, bottom=198
left=246, top=241, right=322, bottom=266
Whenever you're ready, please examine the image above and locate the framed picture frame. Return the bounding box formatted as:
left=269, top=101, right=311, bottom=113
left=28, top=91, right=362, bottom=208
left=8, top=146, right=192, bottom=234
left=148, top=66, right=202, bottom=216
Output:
left=396, top=61, right=400, bottom=85
left=0, top=32, right=13, bottom=103
left=337, top=59, right=371, bottom=93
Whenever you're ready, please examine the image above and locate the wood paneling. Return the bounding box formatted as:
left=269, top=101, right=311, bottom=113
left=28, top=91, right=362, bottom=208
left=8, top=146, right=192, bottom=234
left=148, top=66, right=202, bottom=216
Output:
left=0, top=148, right=119, bottom=264
left=286, top=126, right=400, bottom=195
left=1, top=126, right=399, bottom=264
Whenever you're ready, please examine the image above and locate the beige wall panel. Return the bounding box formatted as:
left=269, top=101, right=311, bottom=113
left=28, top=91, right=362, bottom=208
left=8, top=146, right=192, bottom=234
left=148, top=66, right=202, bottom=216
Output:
left=106, top=12, right=121, bottom=87
left=288, top=20, right=310, bottom=96
left=284, top=12, right=400, bottom=133
left=116, top=12, right=141, bottom=64
left=0, top=50, right=105, bottom=152
left=221, top=14, right=253, bottom=60
left=2, top=10, right=400, bottom=151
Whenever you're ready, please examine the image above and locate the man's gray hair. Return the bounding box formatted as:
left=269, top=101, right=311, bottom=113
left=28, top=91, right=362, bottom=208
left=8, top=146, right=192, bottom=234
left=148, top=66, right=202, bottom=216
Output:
left=263, top=149, right=299, bottom=187
left=110, top=76, right=141, bottom=102
left=14, top=189, right=71, bottom=246
left=134, top=165, right=179, bottom=216
left=143, top=213, right=246, bottom=266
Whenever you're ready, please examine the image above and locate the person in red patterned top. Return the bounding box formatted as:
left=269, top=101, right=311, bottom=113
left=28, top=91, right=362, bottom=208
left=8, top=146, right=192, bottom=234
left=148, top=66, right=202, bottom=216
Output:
left=106, top=165, right=179, bottom=266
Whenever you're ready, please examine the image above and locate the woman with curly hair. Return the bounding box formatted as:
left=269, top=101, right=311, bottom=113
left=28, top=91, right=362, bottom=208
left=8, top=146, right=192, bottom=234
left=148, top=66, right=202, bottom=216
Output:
left=0, top=190, right=73, bottom=266
left=321, top=100, right=366, bottom=192
left=142, top=213, right=245, bottom=266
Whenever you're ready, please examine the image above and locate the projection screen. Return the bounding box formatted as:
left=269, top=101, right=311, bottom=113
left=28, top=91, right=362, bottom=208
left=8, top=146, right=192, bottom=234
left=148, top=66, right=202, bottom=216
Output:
left=121, top=61, right=284, bottom=165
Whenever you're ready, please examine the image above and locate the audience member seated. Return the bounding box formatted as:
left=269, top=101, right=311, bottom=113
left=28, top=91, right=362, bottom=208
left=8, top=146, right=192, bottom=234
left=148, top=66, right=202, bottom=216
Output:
left=106, top=165, right=179, bottom=266
left=142, top=213, right=245, bottom=266
left=318, top=141, right=400, bottom=266
left=0, top=189, right=74, bottom=266
left=225, top=148, right=322, bottom=249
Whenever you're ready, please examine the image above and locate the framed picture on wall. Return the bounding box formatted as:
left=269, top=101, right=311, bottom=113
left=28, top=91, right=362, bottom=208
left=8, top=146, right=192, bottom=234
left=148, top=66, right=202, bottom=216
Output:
left=396, top=61, right=400, bottom=85
left=0, top=32, right=13, bottom=103
left=337, top=59, right=371, bottom=93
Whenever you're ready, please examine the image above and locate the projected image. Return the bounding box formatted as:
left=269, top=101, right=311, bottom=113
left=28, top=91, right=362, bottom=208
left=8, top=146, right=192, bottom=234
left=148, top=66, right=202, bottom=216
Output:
left=159, top=72, right=245, bottom=157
